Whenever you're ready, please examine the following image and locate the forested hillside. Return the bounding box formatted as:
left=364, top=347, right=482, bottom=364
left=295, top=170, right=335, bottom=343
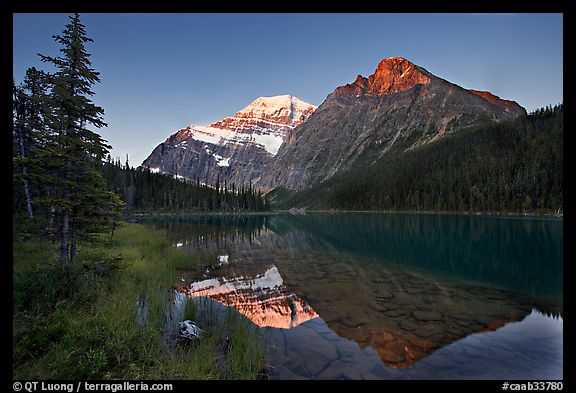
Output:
left=280, top=105, right=563, bottom=214
left=101, top=159, right=269, bottom=213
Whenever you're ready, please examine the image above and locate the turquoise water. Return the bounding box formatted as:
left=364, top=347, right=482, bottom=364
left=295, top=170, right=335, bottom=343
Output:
left=140, top=213, right=563, bottom=379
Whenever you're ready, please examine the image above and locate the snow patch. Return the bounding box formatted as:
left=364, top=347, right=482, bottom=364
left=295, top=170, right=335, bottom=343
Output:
left=185, top=124, right=285, bottom=156
left=209, top=153, right=231, bottom=167
left=216, top=157, right=230, bottom=167
left=251, top=133, right=285, bottom=155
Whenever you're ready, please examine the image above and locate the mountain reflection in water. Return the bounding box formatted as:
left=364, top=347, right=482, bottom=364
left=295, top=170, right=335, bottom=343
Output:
left=141, top=213, right=562, bottom=379
left=178, top=265, right=318, bottom=329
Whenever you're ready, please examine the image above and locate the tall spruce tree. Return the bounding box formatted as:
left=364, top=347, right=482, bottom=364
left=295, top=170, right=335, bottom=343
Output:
left=13, top=68, right=50, bottom=218
left=37, top=13, right=115, bottom=267
left=13, top=80, right=34, bottom=218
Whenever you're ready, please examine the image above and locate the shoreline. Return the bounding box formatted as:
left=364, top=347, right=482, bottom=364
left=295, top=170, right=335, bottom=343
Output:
left=13, top=220, right=266, bottom=379
left=127, top=209, right=563, bottom=219
left=282, top=209, right=563, bottom=218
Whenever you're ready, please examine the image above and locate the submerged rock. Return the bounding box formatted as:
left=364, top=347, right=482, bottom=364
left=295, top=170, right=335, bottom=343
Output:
left=411, top=310, right=443, bottom=322
left=179, top=320, right=204, bottom=341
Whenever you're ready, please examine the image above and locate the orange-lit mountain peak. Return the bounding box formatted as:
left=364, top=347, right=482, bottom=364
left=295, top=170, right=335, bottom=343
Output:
left=335, top=56, right=431, bottom=98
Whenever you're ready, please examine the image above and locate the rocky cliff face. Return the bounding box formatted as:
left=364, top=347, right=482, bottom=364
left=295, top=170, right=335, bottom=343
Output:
left=141, top=95, right=317, bottom=187
left=256, top=57, right=526, bottom=191
left=333, top=57, right=432, bottom=97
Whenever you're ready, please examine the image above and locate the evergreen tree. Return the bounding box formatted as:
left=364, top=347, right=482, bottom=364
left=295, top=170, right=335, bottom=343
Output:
left=13, top=81, right=34, bottom=218
left=36, top=13, right=115, bottom=267
left=13, top=68, right=51, bottom=218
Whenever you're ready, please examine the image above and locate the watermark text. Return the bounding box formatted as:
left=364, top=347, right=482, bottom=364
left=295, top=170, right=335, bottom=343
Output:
left=502, top=382, right=563, bottom=391
left=13, top=382, right=173, bottom=393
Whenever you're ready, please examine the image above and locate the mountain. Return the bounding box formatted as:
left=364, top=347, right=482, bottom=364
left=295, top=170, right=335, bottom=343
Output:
left=279, top=104, right=563, bottom=213
left=141, top=57, right=527, bottom=196
left=141, top=95, right=317, bottom=187
left=257, top=57, right=526, bottom=191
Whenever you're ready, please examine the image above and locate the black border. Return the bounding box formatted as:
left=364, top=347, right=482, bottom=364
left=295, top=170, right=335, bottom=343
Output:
left=7, top=3, right=571, bottom=390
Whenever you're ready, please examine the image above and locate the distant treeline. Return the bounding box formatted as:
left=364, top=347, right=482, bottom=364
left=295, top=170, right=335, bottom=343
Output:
left=282, top=104, right=563, bottom=214
left=102, top=159, right=270, bottom=213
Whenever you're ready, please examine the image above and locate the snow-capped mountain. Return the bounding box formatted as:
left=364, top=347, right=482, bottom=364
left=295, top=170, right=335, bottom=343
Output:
left=141, top=95, right=317, bottom=187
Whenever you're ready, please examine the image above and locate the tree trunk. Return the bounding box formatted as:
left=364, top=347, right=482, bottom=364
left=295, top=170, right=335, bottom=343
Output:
left=60, top=209, right=69, bottom=268
left=110, top=220, right=117, bottom=242
left=69, top=214, right=77, bottom=264
left=46, top=205, right=56, bottom=231
left=70, top=236, right=77, bottom=265
left=16, top=121, right=34, bottom=219
left=21, top=169, right=34, bottom=219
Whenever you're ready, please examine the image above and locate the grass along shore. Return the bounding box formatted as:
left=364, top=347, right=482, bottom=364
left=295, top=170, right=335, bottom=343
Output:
left=13, top=217, right=266, bottom=379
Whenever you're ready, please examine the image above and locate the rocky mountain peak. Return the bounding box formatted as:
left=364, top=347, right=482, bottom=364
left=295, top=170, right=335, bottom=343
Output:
left=260, top=57, right=526, bottom=191
left=334, top=57, right=431, bottom=98
left=230, top=95, right=317, bottom=127
left=210, top=95, right=317, bottom=132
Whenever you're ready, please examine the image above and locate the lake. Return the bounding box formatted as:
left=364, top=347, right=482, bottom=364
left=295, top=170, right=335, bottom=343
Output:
left=139, top=212, right=563, bottom=380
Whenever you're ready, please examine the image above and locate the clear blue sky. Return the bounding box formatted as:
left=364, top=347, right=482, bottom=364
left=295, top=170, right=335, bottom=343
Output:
left=13, top=13, right=563, bottom=166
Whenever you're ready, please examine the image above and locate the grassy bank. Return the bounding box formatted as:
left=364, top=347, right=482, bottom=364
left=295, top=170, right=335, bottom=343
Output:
left=13, top=217, right=266, bottom=379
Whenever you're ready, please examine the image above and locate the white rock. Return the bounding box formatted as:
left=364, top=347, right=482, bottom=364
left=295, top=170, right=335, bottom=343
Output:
left=178, top=320, right=203, bottom=341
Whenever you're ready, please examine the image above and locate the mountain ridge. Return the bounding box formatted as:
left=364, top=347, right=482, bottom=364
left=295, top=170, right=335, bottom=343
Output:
left=256, top=57, right=525, bottom=191
left=142, top=57, right=526, bottom=193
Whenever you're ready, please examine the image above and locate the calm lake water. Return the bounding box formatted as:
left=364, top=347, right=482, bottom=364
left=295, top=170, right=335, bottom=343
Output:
left=139, top=213, right=563, bottom=380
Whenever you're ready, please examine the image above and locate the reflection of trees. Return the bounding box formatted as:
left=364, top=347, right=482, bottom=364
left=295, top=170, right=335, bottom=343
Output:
left=272, top=213, right=563, bottom=297
left=147, top=215, right=271, bottom=250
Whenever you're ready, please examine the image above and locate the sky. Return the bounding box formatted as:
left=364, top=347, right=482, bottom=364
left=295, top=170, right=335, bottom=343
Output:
left=13, top=13, right=563, bottom=167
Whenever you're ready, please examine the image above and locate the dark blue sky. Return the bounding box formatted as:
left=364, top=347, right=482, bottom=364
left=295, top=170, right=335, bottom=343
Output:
left=13, top=13, right=563, bottom=166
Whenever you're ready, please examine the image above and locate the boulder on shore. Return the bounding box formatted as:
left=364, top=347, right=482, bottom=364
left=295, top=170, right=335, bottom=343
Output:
left=178, top=320, right=203, bottom=341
